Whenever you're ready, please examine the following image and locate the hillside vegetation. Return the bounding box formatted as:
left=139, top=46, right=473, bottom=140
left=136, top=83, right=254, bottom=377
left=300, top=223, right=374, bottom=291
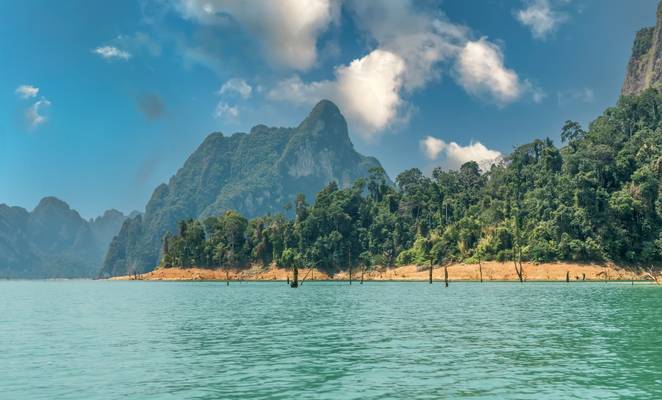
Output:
left=161, top=89, right=662, bottom=272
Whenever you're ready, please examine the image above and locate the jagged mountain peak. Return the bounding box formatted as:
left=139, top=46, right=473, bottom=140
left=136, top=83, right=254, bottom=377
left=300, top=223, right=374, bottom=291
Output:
left=101, top=100, right=386, bottom=277
left=34, top=196, right=72, bottom=212
left=296, top=99, right=350, bottom=144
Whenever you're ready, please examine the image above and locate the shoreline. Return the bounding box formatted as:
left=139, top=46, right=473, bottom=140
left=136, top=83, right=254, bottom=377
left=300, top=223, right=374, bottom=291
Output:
left=109, top=262, right=657, bottom=282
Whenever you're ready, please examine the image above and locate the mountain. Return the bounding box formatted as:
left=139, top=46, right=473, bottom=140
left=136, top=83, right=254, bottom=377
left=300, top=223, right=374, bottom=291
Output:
left=0, top=197, right=127, bottom=278
left=622, top=1, right=662, bottom=96
left=100, top=100, right=387, bottom=277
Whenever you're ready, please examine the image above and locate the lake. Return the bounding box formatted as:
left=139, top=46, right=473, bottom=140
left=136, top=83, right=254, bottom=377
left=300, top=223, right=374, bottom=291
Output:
left=1, top=281, right=661, bottom=399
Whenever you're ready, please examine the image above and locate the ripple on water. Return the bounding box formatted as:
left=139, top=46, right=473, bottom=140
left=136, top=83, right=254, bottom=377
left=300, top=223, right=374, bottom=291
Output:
left=0, top=281, right=661, bottom=399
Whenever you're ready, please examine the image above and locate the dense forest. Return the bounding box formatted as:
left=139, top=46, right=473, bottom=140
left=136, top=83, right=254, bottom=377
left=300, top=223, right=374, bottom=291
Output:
left=162, top=89, right=662, bottom=272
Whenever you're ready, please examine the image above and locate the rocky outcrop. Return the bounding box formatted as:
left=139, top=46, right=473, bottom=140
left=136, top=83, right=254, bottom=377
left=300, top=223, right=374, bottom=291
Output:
left=622, top=1, right=662, bottom=96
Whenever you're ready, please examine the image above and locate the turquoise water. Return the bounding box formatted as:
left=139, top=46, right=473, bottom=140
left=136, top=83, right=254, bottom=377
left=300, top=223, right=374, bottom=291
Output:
left=1, top=281, right=661, bottom=399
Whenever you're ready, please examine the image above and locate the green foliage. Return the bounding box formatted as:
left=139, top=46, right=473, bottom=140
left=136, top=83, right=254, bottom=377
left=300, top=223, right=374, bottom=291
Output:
left=632, top=27, right=654, bottom=59
left=102, top=100, right=385, bottom=276
left=162, top=88, right=662, bottom=270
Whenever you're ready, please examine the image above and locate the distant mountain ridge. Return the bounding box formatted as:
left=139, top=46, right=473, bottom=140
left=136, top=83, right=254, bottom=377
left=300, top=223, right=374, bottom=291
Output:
left=100, top=100, right=387, bottom=277
left=0, top=197, right=127, bottom=278
left=622, top=1, right=662, bottom=96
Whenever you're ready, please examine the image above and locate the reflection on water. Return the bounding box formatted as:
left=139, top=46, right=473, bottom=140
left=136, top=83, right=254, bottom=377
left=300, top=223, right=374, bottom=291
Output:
left=1, top=281, right=661, bottom=399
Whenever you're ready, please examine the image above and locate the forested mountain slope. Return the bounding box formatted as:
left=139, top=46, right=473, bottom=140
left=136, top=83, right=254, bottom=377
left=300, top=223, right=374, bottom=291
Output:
left=100, top=100, right=385, bottom=277
left=161, top=88, right=662, bottom=271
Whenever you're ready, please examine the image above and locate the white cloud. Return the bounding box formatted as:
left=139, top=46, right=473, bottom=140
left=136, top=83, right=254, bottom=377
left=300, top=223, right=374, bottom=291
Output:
left=347, top=1, right=468, bottom=91
left=515, top=0, right=568, bottom=40
left=421, top=135, right=502, bottom=170
left=214, top=102, right=239, bottom=119
left=335, top=50, right=406, bottom=135
left=219, top=78, right=252, bottom=99
left=174, top=0, right=338, bottom=70
left=556, top=87, right=594, bottom=106
left=15, top=85, right=39, bottom=99
left=264, top=1, right=531, bottom=138
left=455, top=38, right=523, bottom=105
left=267, top=1, right=471, bottom=139
left=421, top=136, right=445, bottom=160
left=268, top=49, right=406, bottom=139
left=26, top=97, right=51, bottom=128
left=93, top=46, right=131, bottom=60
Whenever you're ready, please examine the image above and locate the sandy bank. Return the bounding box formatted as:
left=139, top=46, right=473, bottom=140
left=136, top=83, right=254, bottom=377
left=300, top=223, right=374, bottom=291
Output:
left=109, top=262, right=654, bottom=282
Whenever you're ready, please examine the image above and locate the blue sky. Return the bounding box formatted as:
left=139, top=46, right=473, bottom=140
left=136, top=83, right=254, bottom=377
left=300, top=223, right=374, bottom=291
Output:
left=0, top=0, right=657, bottom=218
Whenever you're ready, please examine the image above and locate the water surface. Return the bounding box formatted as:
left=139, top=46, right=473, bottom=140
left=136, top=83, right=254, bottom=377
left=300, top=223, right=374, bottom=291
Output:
left=1, top=281, right=661, bottom=399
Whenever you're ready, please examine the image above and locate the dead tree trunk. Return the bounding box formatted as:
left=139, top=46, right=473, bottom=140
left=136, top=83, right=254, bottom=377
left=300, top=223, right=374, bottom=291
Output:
left=514, top=261, right=523, bottom=283
left=360, top=266, right=364, bottom=285
left=444, top=265, right=449, bottom=288
left=287, top=275, right=290, bottom=285
left=348, top=250, right=352, bottom=285
left=644, top=267, right=660, bottom=285
left=226, top=270, right=229, bottom=286
left=566, top=271, right=570, bottom=283
left=429, top=259, right=433, bottom=284
left=582, top=273, right=585, bottom=281
left=479, top=260, right=483, bottom=283
left=291, top=266, right=299, bottom=288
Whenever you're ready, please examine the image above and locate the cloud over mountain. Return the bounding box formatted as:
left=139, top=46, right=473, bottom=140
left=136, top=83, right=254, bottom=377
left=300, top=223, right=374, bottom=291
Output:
left=265, top=0, right=531, bottom=138
left=421, top=136, right=502, bottom=171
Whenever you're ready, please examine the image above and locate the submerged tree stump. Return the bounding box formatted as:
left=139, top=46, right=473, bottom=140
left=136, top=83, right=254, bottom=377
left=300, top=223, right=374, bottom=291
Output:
left=514, top=261, right=524, bottom=283
left=444, top=265, right=449, bottom=287
left=290, top=267, right=299, bottom=288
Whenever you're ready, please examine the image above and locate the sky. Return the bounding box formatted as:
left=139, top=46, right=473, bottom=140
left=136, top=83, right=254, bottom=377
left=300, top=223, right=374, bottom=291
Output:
left=0, top=0, right=658, bottom=219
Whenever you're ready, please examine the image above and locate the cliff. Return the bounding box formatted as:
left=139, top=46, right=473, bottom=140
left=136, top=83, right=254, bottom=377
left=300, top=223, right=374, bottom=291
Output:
left=622, top=1, right=662, bottom=96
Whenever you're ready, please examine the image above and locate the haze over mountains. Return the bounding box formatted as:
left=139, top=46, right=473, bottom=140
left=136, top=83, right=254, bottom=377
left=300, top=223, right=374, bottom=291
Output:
left=0, top=197, right=127, bottom=278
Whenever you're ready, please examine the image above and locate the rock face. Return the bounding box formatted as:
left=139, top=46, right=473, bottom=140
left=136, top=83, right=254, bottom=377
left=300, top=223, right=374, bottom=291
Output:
left=622, top=1, right=662, bottom=96
left=100, top=100, right=386, bottom=277
left=0, top=198, right=127, bottom=278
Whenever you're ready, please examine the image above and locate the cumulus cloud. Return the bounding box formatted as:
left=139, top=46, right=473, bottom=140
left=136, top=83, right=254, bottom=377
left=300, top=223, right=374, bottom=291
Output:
left=93, top=46, right=131, bottom=60
left=335, top=50, right=406, bottom=135
left=267, top=1, right=532, bottom=139
left=214, top=102, right=239, bottom=119
left=420, top=135, right=502, bottom=170
left=26, top=97, right=51, bottom=128
left=15, top=85, right=39, bottom=99
left=219, top=78, right=252, bottom=99
left=515, top=0, right=568, bottom=40
left=454, top=38, right=523, bottom=105
left=421, top=136, right=446, bottom=160
left=269, top=49, right=406, bottom=139
left=174, top=0, right=338, bottom=70
left=348, top=1, right=468, bottom=91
